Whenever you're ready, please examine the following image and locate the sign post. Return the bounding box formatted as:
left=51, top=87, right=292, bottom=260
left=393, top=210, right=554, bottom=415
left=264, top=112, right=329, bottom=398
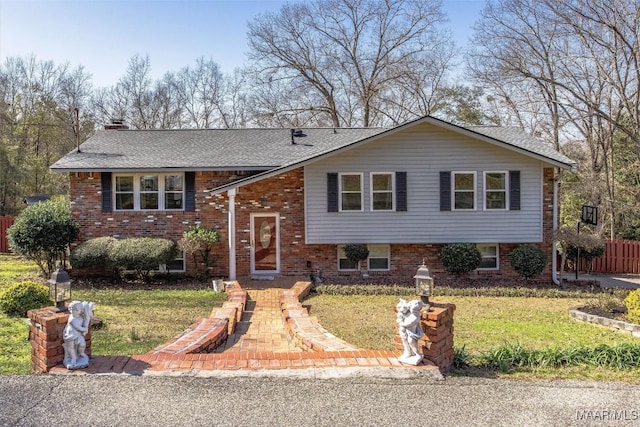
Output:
left=576, top=205, right=598, bottom=280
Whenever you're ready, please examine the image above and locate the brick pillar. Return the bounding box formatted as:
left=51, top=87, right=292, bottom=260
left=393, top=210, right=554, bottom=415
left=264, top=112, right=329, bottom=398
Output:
left=395, top=301, right=456, bottom=372
left=27, top=306, right=92, bottom=373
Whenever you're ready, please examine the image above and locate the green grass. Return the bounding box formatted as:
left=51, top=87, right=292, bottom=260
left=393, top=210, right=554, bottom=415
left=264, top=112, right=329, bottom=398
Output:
left=0, top=254, right=227, bottom=373
left=0, top=254, right=39, bottom=283
left=305, top=293, right=640, bottom=381
left=74, top=288, right=225, bottom=355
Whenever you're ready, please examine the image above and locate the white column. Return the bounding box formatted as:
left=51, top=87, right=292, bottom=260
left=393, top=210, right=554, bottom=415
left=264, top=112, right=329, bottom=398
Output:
left=228, top=188, right=237, bottom=280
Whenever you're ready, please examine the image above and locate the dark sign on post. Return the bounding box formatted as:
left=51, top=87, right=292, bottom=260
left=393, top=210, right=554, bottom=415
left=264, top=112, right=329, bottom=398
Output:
left=581, top=205, right=598, bottom=226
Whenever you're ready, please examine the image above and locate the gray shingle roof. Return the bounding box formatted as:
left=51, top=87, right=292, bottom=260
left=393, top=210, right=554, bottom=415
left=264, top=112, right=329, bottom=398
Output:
left=50, top=128, right=386, bottom=171
left=466, top=125, right=574, bottom=167
left=50, top=117, right=574, bottom=173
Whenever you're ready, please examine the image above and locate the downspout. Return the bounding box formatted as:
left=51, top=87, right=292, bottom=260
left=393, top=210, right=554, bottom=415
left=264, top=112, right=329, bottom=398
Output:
left=228, top=188, right=237, bottom=280
left=552, top=173, right=560, bottom=286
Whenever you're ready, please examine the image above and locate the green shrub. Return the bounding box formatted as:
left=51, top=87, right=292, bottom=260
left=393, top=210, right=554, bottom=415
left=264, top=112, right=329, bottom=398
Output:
left=0, top=281, right=50, bottom=317
left=625, top=289, right=640, bottom=324
left=439, top=243, right=481, bottom=274
left=313, top=284, right=587, bottom=299
left=510, top=245, right=547, bottom=279
left=178, top=225, right=220, bottom=279
left=477, top=342, right=640, bottom=372
left=7, top=197, right=79, bottom=277
left=344, top=244, right=369, bottom=265
left=70, top=237, right=117, bottom=269
left=108, top=237, right=178, bottom=281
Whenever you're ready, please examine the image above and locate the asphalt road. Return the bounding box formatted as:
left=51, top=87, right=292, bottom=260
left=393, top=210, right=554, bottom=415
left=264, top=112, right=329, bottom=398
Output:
left=2, top=373, right=640, bottom=427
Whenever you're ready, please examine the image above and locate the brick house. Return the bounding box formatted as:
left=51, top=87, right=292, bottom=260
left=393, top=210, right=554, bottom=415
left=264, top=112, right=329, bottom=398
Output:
left=50, top=116, right=574, bottom=284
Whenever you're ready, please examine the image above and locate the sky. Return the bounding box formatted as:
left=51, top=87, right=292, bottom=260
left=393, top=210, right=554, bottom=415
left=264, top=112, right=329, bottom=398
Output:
left=0, top=0, right=487, bottom=88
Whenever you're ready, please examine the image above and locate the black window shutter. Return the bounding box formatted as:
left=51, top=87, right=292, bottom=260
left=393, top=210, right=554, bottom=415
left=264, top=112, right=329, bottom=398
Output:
left=185, top=172, right=196, bottom=212
left=509, top=170, right=521, bottom=210
left=101, top=172, right=112, bottom=212
left=327, top=173, right=338, bottom=212
left=440, top=171, right=451, bottom=211
left=396, top=172, right=407, bottom=212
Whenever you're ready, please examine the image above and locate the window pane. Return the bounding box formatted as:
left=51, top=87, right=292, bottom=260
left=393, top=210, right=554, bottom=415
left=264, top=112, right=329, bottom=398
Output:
left=454, top=174, right=474, bottom=190
left=373, top=193, right=393, bottom=210
left=165, top=175, right=183, bottom=191
left=140, top=176, right=158, bottom=191
left=369, top=258, right=389, bottom=269
left=115, top=193, right=134, bottom=210
left=478, top=245, right=498, bottom=269
left=372, top=174, right=392, bottom=191
left=341, top=175, right=361, bottom=191
left=165, top=193, right=183, bottom=209
left=140, top=193, right=158, bottom=209
left=342, top=193, right=362, bottom=210
left=486, top=192, right=506, bottom=209
left=486, top=173, right=505, bottom=190
left=479, top=258, right=497, bottom=269
left=455, top=192, right=474, bottom=209
left=115, top=176, right=133, bottom=192
left=368, top=245, right=387, bottom=258
left=339, top=259, right=358, bottom=270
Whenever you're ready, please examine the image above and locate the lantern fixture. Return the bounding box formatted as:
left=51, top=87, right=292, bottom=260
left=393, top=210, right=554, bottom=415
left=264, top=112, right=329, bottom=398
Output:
left=48, top=267, right=71, bottom=312
left=413, top=260, right=434, bottom=304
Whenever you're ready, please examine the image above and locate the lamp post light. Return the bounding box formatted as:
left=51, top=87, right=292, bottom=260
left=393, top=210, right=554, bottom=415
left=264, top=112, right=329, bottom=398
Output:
left=414, top=260, right=434, bottom=305
left=48, top=267, right=71, bottom=313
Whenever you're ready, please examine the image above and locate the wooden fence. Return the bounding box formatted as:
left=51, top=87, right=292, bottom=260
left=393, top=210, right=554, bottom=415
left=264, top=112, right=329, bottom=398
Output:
left=0, top=216, right=15, bottom=253
left=574, top=240, right=640, bottom=274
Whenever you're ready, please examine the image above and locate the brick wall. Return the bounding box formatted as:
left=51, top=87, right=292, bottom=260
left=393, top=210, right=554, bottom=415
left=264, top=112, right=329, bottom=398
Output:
left=68, top=166, right=559, bottom=283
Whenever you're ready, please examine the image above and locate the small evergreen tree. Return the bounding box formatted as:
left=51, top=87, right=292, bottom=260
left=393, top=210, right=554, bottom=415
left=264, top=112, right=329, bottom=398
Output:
left=7, top=197, right=79, bottom=277
left=178, top=225, right=221, bottom=279
left=344, top=244, right=369, bottom=271
left=510, top=245, right=547, bottom=279
left=439, top=243, right=482, bottom=274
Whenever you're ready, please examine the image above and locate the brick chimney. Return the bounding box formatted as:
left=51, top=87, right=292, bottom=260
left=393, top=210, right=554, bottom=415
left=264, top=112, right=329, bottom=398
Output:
left=104, top=119, right=129, bottom=130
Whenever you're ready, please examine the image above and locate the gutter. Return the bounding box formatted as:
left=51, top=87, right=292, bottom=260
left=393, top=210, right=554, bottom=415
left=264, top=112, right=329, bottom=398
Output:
left=552, top=174, right=560, bottom=286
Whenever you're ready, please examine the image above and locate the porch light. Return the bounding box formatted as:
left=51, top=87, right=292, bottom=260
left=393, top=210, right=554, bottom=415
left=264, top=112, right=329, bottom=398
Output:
left=48, top=267, right=71, bottom=312
left=413, top=260, right=433, bottom=304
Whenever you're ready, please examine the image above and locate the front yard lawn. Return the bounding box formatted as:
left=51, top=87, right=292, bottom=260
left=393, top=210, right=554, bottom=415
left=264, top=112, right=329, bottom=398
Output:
left=305, top=293, right=640, bottom=381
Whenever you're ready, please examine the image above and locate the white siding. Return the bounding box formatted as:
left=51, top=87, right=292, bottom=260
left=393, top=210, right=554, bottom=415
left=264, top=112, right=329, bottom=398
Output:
left=305, top=123, right=547, bottom=244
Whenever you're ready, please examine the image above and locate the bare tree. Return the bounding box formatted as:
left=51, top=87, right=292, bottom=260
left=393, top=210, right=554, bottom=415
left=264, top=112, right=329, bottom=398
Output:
left=248, top=0, right=455, bottom=127
left=467, top=0, right=640, bottom=238
left=0, top=55, right=94, bottom=214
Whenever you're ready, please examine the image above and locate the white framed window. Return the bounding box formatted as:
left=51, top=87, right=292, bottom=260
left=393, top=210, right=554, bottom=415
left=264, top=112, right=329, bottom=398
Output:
left=158, top=250, right=186, bottom=273
left=477, top=244, right=499, bottom=270
left=337, top=245, right=359, bottom=270
left=371, top=173, right=394, bottom=211
left=452, top=171, right=476, bottom=210
left=367, top=244, right=390, bottom=271
left=339, top=173, right=363, bottom=211
left=484, top=172, right=508, bottom=210
left=114, top=173, right=184, bottom=211
left=337, top=244, right=390, bottom=271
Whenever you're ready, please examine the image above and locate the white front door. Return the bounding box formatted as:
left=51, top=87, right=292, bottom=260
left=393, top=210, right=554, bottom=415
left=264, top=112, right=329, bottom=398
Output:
left=250, top=213, right=280, bottom=274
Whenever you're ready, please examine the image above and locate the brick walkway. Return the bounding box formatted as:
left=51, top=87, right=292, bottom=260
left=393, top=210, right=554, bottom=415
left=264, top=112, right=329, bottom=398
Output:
left=49, top=278, right=442, bottom=377
left=214, top=288, right=301, bottom=353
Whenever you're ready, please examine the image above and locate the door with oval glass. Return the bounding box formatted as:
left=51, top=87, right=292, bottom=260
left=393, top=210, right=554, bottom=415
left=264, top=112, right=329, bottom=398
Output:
left=250, top=213, right=280, bottom=274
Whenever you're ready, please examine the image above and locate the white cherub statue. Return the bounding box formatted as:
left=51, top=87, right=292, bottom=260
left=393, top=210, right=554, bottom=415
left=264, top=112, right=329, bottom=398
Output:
left=397, top=298, right=425, bottom=365
left=63, top=300, right=95, bottom=370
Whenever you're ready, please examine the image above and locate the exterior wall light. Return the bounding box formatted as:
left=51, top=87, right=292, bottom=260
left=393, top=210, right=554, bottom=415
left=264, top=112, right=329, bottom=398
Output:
left=48, top=267, right=71, bottom=312
left=413, top=260, right=433, bottom=304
